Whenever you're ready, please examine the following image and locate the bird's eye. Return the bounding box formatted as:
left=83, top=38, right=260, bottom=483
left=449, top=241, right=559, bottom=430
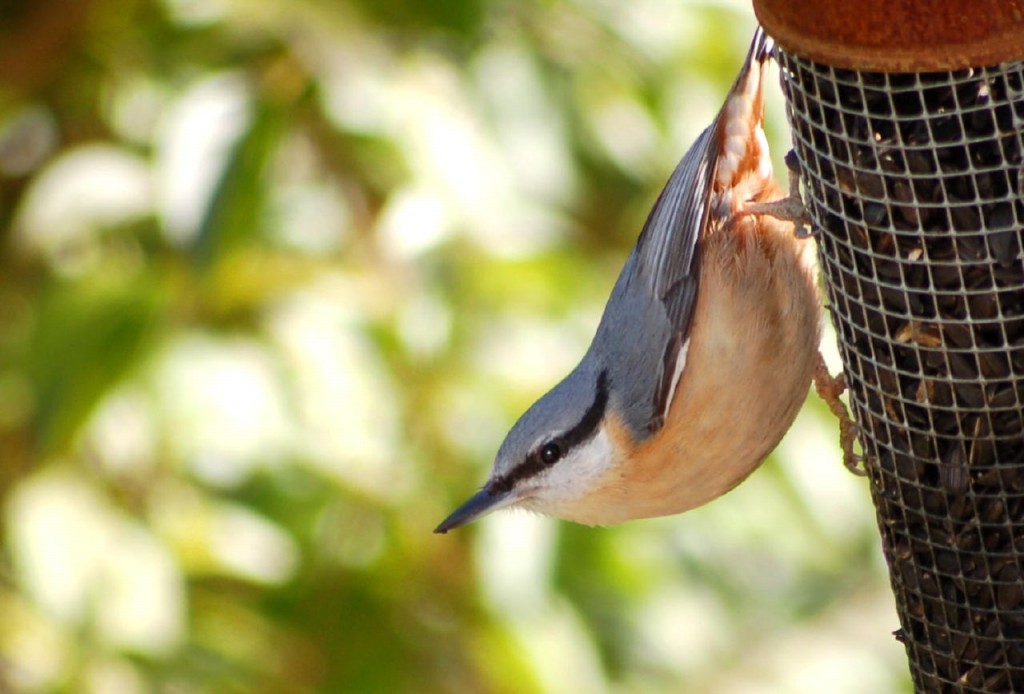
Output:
left=539, top=442, right=562, bottom=465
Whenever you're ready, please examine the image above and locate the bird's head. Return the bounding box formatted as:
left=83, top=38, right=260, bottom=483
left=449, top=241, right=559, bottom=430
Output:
left=435, top=366, right=630, bottom=532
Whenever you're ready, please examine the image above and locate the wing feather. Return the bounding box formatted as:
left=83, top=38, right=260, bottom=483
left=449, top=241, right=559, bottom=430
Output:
left=631, top=27, right=773, bottom=429
left=633, top=126, right=717, bottom=429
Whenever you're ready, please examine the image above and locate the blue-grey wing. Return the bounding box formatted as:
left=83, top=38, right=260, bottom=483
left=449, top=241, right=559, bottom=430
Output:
left=635, top=125, right=716, bottom=319
left=632, top=125, right=718, bottom=429
left=596, top=27, right=772, bottom=437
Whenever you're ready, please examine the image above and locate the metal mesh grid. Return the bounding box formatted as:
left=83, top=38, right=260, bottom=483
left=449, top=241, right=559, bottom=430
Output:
left=776, top=51, right=1024, bottom=692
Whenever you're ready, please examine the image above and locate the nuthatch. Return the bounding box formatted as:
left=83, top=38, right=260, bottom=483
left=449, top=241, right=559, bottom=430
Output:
left=436, top=28, right=824, bottom=533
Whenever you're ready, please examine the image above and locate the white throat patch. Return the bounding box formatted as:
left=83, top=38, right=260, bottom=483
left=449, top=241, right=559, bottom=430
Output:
left=518, top=426, right=617, bottom=513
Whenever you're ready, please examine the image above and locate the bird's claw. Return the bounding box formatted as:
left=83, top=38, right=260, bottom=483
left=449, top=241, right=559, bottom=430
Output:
left=743, top=150, right=816, bottom=238
left=813, top=353, right=866, bottom=476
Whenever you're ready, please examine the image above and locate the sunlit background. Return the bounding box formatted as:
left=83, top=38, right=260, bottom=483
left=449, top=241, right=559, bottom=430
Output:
left=0, top=0, right=913, bottom=692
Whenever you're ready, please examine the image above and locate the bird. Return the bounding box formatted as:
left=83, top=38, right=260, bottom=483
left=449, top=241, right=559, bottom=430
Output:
left=435, top=27, right=823, bottom=533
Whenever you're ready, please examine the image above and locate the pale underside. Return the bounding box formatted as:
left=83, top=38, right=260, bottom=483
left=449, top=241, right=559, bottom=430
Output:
left=522, top=205, right=822, bottom=525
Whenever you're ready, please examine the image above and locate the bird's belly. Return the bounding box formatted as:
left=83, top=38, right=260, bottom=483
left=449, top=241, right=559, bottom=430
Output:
left=599, top=213, right=821, bottom=523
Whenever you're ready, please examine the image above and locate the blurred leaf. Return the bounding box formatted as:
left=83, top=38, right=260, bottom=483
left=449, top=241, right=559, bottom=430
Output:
left=25, top=272, right=163, bottom=455
left=353, top=0, right=485, bottom=40
left=193, top=93, right=285, bottom=271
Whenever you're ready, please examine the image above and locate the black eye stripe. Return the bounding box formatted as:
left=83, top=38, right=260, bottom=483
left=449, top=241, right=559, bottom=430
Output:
left=490, top=370, right=610, bottom=494
left=559, top=369, right=609, bottom=452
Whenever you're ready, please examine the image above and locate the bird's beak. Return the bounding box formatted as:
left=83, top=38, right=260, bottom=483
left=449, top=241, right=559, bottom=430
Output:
left=434, top=487, right=513, bottom=534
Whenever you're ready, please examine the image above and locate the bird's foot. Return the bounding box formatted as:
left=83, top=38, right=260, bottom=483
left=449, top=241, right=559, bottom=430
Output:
left=743, top=150, right=815, bottom=238
left=813, top=352, right=866, bottom=476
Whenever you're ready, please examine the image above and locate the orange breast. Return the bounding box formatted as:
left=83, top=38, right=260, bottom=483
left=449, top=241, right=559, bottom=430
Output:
left=566, top=197, right=821, bottom=525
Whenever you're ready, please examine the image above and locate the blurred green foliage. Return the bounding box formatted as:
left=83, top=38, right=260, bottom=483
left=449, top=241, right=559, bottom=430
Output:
left=0, top=0, right=911, bottom=692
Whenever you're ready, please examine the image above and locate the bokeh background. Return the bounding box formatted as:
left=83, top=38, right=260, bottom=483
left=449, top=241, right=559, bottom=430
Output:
left=0, top=0, right=913, bottom=692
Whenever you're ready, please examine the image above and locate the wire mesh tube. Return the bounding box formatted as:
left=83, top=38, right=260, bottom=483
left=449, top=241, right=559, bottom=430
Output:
left=776, top=51, right=1024, bottom=691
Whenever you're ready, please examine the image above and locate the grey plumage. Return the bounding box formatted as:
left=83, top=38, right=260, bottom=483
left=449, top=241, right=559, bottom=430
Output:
left=488, top=123, right=717, bottom=486
left=593, top=124, right=718, bottom=439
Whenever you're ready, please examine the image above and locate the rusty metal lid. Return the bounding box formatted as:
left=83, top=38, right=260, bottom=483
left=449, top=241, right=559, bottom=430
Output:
left=754, top=0, right=1024, bottom=71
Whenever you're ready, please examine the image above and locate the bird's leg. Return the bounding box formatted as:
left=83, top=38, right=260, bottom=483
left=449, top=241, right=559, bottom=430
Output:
left=813, top=352, right=866, bottom=476
left=743, top=150, right=815, bottom=238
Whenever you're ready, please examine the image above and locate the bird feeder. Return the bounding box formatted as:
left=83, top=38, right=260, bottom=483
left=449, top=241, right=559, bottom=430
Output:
left=753, top=0, right=1024, bottom=689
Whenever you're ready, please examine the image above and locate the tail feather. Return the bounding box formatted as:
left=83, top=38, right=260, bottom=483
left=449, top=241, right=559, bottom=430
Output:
left=712, top=26, right=776, bottom=218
